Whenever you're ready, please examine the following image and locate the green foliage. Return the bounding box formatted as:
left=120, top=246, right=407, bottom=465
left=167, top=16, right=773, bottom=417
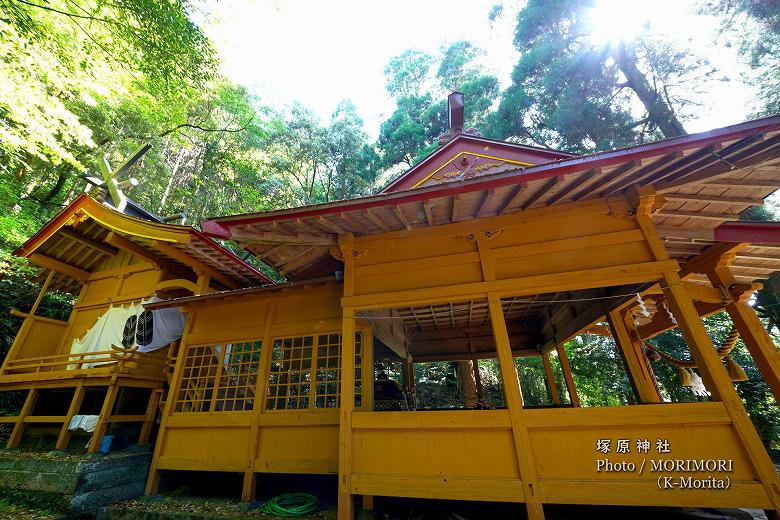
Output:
left=564, top=335, right=635, bottom=406
left=492, top=0, right=721, bottom=151
left=377, top=42, right=501, bottom=172
left=649, top=312, right=780, bottom=448
left=701, top=0, right=780, bottom=115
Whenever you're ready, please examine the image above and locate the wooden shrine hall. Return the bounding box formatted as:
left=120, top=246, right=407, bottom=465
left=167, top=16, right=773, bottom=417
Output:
left=5, top=93, right=780, bottom=519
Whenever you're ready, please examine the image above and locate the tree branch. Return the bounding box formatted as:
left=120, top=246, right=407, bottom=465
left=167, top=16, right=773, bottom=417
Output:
left=13, top=0, right=112, bottom=23
left=159, top=118, right=254, bottom=138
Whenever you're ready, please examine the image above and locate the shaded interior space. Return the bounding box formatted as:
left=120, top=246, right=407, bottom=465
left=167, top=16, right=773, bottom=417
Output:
left=2, top=385, right=161, bottom=453
left=156, top=471, right=337, bottom=507
left=360, top=283, right=647, bottom=412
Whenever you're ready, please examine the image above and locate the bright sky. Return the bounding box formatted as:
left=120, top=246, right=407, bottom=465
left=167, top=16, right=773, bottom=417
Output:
left=193, top=0, right=757, bottom=140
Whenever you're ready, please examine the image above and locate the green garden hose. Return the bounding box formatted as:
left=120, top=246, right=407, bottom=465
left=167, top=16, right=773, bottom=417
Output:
left=260, top=493, right=320, bottom=517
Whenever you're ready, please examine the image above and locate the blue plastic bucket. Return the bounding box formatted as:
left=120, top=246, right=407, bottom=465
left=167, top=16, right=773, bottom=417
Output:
left=99, top=435, right=113, bottom=455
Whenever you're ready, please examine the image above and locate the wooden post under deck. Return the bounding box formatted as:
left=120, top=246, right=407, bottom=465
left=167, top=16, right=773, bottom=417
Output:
left=7, top=388, right=38, bottom=448
left=138, top=386, right=162, bottom=446
left=606, top=309, right=661, bottom=403
left=56, top=383, right=86, bottom=450
left=88, top=380, right=119, bottom=453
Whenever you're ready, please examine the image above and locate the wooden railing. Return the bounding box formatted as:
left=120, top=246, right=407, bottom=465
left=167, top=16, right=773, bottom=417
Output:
left=3, top=344, right=167, bottom=376
left=2, top=310, right=69, bottom=372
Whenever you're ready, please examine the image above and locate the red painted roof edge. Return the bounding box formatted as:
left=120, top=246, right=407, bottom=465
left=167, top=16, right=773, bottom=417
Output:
left=714, top=221, right=780, bottom=244
left=189, top=229, right=273, bottom=284
left=379, top=133, right=576, bottom=194
left=201, top=114, right=780, bottom=233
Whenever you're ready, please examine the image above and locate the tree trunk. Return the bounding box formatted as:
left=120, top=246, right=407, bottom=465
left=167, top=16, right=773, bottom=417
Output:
left=458, top=360, right=478, bottom=408
left=158, top=148, right=185, bottom=213
left=611, top=42, right=687, bottom=138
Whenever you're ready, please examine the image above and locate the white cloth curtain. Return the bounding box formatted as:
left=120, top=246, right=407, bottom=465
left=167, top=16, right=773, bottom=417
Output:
left=141, top=296, right=186, bottom=352
left=69, top=296, right=185, bottom=367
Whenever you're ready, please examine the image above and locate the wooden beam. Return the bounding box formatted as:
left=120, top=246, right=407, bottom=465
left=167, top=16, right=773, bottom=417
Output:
left=153, top=240, right=240, bottom=290
left=658, top=137, right=780, bottom=190
left=393, top=205, right=412, bottom=230
left=106, top=233, right=168, bottom=268
left=364, top=209, right=392, bottom=233
left=277, top=246, right=324, bottom=275
left=709, top=262, right=780, bottom=406
left=341, top=211, right=375, bottom=235
left=87, top=382, right=119, bottom=453
left=56, top=384, right=86, bottom=450
left=576, top=159, right=645, bottom=199
left=422, top=201, right=434, bottom=226
left=662, top=193, right=765, bottom=206
left=679, top=243, right=748, bottom=279
left=545, top=168, right=599, bottom=205
left=655, top=226, right=715, bottom=242
left=656, top=209, right=739, bottom=221
left=475, top=189, right=495, bottom=218
left=28, top=253, right=89, bottom=282
left=338, top=232, right=356, bottom=520
left=413, top=348, right=538, bottom=363
left=6, top=388, right=38, bottom=448
left=497, top=183, right=524, bottom=214
left=737, top=252, right=780, bottom=262
left=317, top=216, right=348, bottom=235
left=59, top=229, right=117, bottom=257
left=637, top=299, right=723, bottom=339
left=343, top=260, right=678, bottom=310
left=450, top=195, right=460, bottom=223
left=520, top=177, right=558, bottom=211
left=633, top=189, right=780, bottom=513
left=607, top=309, right=661, bottom=403
left=700, top=178, right=780, bottom=189
left=231, top=230, right=336, bottom=246
left=542, top=352, right=560, bottom=405
left=487, top=294, right=545, bottom=519
left=556, top=344, right=580, bottom=407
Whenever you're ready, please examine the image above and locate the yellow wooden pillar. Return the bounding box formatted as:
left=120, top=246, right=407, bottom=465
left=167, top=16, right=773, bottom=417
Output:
left=2, top=270, right=55, bottom=374
left=629, top=186, right=780, bottom=514
left=30, top=270, right=55, bottom=315
left=243, top=303, right=275, bottom=501
left=488, top=294, right=545, bottom=519
left=338, top=233, right=356, bottom=520
left=541, top=352, right=560, bottom=406
left=662, top=271, right=780, bottom=514
left=477, top=223, right=543, bottom=516
left=708, top=263, right=780, bottom=404
left=606, top=309, right=661, bottom=403
left=146, top=311, right=193, bottom=495
left=88, top=379, right=119, bottom=453
left=555, top=344, right=580, bottom=407
left=360, top=324, right=374, bottom=411
left=138, top=386, right=162, bottom=446
left=338, top=307, right=356, bottom=520
left=56, top=383, right=86, bottom=450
